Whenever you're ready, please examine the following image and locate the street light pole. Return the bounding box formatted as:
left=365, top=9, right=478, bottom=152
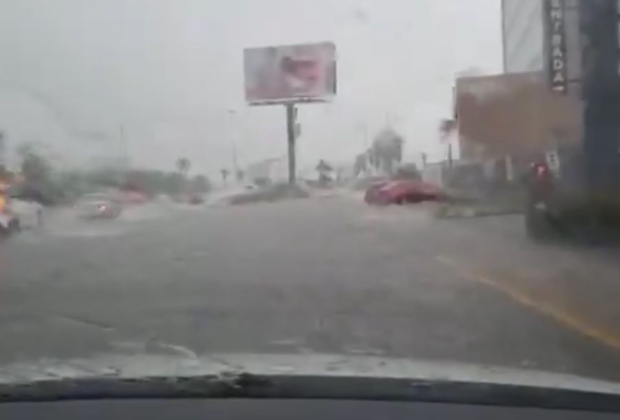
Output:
left=228, top=110, right=239, bottom=178
left=232, top=140, right=238, bottom=175
left=286, top=103, right=297, bottom=185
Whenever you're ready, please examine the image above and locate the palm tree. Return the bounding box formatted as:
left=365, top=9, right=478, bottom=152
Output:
left=176, top=158, right=191, bottom=177
left=372, top=128, right=404, bottom=176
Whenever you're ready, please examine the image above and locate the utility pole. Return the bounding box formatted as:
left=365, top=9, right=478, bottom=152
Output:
left=286, top=103, right=297, bottom=185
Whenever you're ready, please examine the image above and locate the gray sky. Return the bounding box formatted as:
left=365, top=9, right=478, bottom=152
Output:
left=0, top=0, right=501, bottom=175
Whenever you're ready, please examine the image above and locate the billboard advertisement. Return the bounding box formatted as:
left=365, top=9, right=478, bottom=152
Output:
left=244, top=42, right=336, bottom=105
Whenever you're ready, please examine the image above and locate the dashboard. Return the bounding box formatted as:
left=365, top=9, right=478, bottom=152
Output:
left=1, top=399, right=618, bottom=419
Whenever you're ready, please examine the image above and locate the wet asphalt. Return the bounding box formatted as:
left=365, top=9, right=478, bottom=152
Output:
left=2, top=194, right=620, bottom=382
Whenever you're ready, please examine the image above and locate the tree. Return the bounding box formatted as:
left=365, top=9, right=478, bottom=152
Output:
left=120, top=169, right=206, bottom=197
left=190, top=174, right=212, bottom=194
left=17, top=144, right=59, bottom=205
left=439, top=119, right=457, bottom=140
left=395, top=163, right=421, bottom=180
left=372, top=128, right=404, bottom=176
left=164, top=172, right=185, bottom=195
left=316, top=159, right=333, bottom=173
left=176, top=157, right=191, bottom=176
left=316, top=159, right=333, bottom=184
left=367, top=148, right=378, bottom=170
left=123, top=169, right=163, bottom=195
left=353, top=153, right=368, bottom=177
left=88, top=167, right=124, bottom=188
left=56, top=170, right=87, bottom=199
left=0, top=164, right=12, bottom=181
left=18, top=145, right=52, bottom=185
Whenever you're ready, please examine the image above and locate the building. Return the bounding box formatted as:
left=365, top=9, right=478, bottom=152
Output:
left=501, top=0, right=545, bottom=73
left=245, top=157, right=288, bottom=183
left=497, top=1, right=620, bottom=187
left=454, top=72, right=581, bottom=161
left=497, top=0, right=586, bottom=160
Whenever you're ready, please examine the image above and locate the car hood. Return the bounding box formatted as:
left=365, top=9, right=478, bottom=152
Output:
left=1, top=353, right=620, bottom=395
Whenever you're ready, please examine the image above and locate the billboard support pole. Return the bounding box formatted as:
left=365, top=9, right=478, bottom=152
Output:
left=286, top=103, right=297, bottom=185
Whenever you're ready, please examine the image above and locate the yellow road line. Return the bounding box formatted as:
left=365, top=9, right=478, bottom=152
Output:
left=436, top=255, right=620, bottom=353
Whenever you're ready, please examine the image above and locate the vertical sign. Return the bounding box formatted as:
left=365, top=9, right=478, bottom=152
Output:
left=545, top=0, right=568, bottom=93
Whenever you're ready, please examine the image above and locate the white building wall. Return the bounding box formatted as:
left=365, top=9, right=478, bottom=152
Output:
left=502, top=0, right=545, bottom=73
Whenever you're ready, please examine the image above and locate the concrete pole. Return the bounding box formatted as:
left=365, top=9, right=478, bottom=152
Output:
left=286, top=104, right=297, bottom=185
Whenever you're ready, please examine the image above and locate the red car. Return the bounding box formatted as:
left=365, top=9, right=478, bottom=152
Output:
left=119, top=191, right=149, bottom=205
left=365, top=179, right=442, bottom=205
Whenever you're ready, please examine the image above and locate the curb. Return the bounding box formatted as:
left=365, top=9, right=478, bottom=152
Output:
left=435, top=206, right=524, bottom=219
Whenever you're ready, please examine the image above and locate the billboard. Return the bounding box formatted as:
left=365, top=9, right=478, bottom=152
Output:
left=244, top=42, right=336, bottom=105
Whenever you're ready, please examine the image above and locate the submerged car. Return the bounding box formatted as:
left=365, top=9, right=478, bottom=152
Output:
left=76, top=193, right=123, bottom=220
left=365, top=179, right=442, bottom=206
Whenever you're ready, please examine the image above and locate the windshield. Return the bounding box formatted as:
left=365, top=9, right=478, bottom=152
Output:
left=2, top=0, right=620, bottom=392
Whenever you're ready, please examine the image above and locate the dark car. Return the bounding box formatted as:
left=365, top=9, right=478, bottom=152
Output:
left=189, top=194, right=205, bottom=205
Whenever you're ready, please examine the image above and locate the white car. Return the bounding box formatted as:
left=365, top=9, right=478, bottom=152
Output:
left=0, top=190, right=44, bottom=236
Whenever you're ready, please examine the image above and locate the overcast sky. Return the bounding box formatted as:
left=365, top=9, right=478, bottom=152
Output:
left=0, top=0, right=501, bottom=175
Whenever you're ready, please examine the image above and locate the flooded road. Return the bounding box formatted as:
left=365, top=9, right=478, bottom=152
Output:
left=2, top=196, right=620, bottom=382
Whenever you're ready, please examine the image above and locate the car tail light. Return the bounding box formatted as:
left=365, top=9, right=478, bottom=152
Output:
left=529, top=162, right=553, bottom=198
left=530, top=162, right=552, bottom=181
left=535, top=164, right=548, bottom=178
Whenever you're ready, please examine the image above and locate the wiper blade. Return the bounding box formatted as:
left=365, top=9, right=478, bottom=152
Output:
left=2, top=373, right=620, bottom=413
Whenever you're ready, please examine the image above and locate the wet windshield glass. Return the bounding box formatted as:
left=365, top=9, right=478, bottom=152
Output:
left=2, top=0, right=620, bottom=389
